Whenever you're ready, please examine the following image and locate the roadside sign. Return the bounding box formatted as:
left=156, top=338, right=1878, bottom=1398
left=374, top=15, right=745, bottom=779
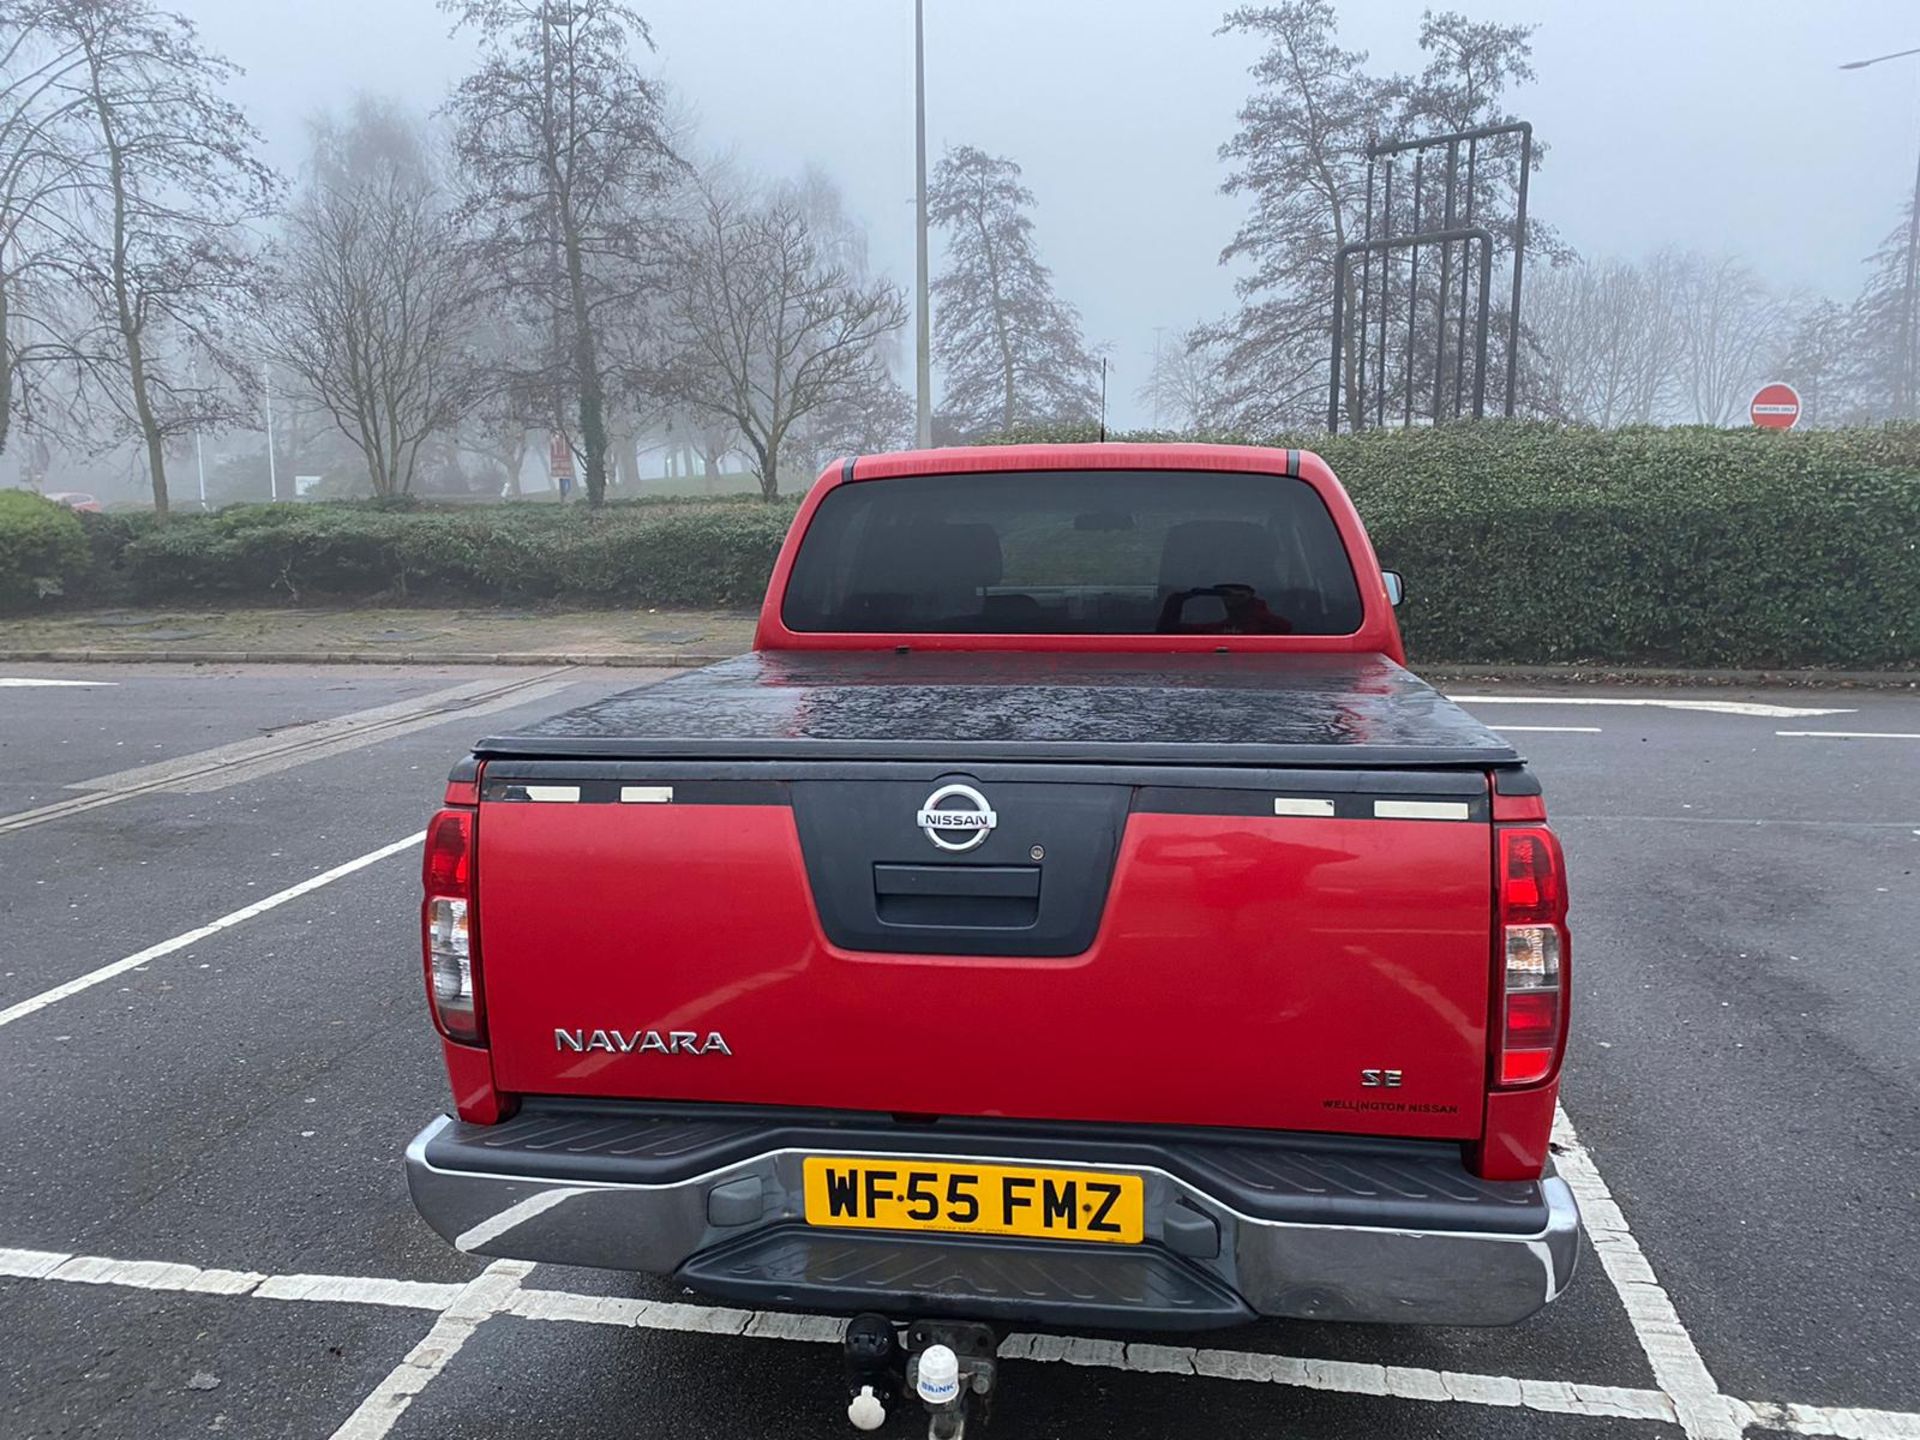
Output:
left=549, top=432, right=575, bottom=481
left=1749, top=382, right=1801, bottom=430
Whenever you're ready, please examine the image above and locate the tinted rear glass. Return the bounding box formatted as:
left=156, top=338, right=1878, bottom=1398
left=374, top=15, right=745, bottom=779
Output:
left=782, top=469, right=1364, bottom=636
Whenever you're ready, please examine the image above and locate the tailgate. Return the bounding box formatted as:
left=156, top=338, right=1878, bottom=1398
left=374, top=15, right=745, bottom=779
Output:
left=473, top=764, right=1494, bottom=1140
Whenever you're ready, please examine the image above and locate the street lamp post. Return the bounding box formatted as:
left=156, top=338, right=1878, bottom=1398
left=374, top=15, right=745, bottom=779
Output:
left=262, top=361, right=279, bottom=502
left=189, top=354, right=206, bottom=510
left=1842, top=46, right=1920, bottom=416
left=914, top=0, right=932, bottom=448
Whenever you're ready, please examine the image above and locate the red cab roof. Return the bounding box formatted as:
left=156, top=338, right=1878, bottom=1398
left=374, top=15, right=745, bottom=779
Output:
left=847, top=442, right=1321, bottom=482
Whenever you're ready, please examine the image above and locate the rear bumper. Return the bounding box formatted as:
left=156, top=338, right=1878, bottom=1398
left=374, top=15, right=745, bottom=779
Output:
left=405, top=1106, right=1579, bottom=1331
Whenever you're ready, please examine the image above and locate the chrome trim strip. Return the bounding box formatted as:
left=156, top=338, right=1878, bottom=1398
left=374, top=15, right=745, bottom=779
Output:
left=1272, top=797, right=1337, bottom=817
left=1374, top=799, right=1472, bottom=820
left=522, top=784, right=581, bottom=803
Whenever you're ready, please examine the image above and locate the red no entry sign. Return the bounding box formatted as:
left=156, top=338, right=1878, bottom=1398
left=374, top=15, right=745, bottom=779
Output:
left=1749, top=382, right=1801, bottom=430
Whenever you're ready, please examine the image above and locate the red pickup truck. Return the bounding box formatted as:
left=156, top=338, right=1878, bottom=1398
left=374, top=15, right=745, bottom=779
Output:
left=405, top=443, right=1576, bottom=1426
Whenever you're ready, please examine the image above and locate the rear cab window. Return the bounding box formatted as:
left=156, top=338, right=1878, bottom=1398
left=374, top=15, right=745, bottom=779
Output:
left=781, top=469, right=1364, bottom=636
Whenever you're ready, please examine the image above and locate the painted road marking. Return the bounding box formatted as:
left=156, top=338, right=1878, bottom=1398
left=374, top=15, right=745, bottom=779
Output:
left=1552, top=1104, right=1742, bottom=1439
left=1562, top=814, right=1920, bottom=831
left=0, top=677, right=118, bottom=687
left=1776, top=730, right=1920, bottom=741
left=3, top=1241, right=1916, bottom=1437
left=1452, top=695, right=1855, bottom=719
left=0, top=670, right=575, bottom=836
left=328, top=1261, right=533, bottom=1440
left=0, top=831, right=423, bottom=1030
left=1491, top=725, right=1603, bottom=733
left=0, top=1246, right=460, bottom=1308
left=1744, top=1401, right=1920, bottom=1439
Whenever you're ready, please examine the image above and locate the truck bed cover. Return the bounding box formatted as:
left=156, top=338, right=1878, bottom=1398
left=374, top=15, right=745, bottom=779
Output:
left=476, top=650, right=1518, bottom=768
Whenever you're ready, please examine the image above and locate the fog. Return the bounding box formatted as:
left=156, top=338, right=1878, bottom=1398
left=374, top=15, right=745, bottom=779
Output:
left=193, top=0, right=1917, bottom=429
left=6, top=0, right=1917, bottom=506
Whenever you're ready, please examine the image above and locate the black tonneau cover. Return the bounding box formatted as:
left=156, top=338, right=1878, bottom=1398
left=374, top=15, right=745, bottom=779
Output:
left=477, top=651, right=1517, bottom=769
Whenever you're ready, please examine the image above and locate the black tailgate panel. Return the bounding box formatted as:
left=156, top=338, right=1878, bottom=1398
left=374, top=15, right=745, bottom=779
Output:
left=792, top=777, right=1128, bottom=956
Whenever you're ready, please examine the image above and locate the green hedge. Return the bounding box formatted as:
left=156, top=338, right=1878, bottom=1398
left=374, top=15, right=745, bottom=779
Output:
left=119, top=500, right=796, bottom=609
left=0, top=491, right=89, bottom=607
left=17, top=423, right=1920, bottom=668
left=1324, top=425, right=1920, bottom=668
left=983, top=423, right=1920, bottom=669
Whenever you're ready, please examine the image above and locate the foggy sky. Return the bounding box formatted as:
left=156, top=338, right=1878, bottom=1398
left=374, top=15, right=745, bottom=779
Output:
left=190, top=0, right=1918, bottom=430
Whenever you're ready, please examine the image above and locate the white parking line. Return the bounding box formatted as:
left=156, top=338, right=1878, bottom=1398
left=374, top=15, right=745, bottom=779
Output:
left=0, top=677, right=118, bottom=687
left=1552, top=1105, right=1743, bottom=1439
left=253, top=1274, right=466, bottom=1310
left=0, top=831, right=423, bottom=1031
left=1745, top=1401, right=1920, bottom=1439
left=6, top=1238, right=1918, bottom=1437
left=519, top=1281, right=1682, bottom=1420
left=1561, top=814, right=1920, bottom=832
left=0, top=1241, right=1679, bottom=1425
left=1490, top=725, right=1603, bottom=733
left=0, top=1245, right=454, bottom=1308
left=328, top=1260, right=532, bottom=1440
left=1452, top=695, right=1855, bottom=719
left=1776, top=730, right=1920, bottom=741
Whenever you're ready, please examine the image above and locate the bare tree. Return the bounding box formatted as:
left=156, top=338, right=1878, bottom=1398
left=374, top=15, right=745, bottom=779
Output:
left=1206, top=3, right=1400, bottom=430
left=780, top=363, right=912, bottom=482
left=0, top=3, right=91, bottom=457
left=1779, top=297, right=1856, bottom=428
left=456, top=297, right=548, bottom=495
left=651, top=402, right=740, bottom=489
left=1617, top=250, right=1688, bottom=424
left=271, top=144, right=479, bottom=497
left=16, top=0, right=276, bottom=515
left=1138, top=328, right=1228, bottom=431
left=1524, top=261, right=1611, bottom=423
left=655, top=182, right=907, bottom=500
left=766, top=163, right=910, bottom=475
left=1528, top=248, right=1795, bottom=428
left=1206, top=4, right=1546, bottom=431
left=1675, top=254, right=1784, bottom=426
left=927, top=145, right=1098, bottom=438
left=1527, top=255, right=1685, bottom=425
left=687, top=411, right=738, bottom=482
left=1849, top=194, right=1920, bottom=422
left=444, top=0, right=681, bottom=506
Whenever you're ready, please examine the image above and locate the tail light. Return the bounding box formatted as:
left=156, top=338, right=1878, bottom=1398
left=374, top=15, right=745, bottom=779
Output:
left=1494, top=826, right=1569, bottom=1087
left=422, top=808, right=484, bottom=1045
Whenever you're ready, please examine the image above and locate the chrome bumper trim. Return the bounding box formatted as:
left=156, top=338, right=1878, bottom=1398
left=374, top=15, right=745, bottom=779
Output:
left=405, top=1114, right=1579, bottom=1328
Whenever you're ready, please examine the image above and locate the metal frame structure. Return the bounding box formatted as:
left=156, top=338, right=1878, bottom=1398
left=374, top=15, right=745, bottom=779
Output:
left=1330, top=229, right=1494, bottom=433
left=1329, top=121, right=1532, bottom=432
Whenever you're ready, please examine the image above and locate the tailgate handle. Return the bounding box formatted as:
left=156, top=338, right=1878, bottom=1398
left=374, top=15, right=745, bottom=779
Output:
left=872, top=865, right=1040, bottom=899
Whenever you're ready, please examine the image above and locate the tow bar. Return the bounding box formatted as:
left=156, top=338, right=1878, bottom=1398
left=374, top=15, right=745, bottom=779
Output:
left=844, top=1314, right=999, bottom=1437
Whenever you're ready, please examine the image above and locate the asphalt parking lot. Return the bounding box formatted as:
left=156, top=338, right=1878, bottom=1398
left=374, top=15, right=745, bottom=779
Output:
left=1, top=662, right=1915, bottom=1440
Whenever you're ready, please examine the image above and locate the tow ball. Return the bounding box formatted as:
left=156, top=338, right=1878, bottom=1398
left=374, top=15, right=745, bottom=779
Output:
left=843, top=1314, right=999, bottom=1437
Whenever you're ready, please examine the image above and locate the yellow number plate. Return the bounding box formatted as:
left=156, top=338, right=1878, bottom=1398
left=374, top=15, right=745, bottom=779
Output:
left=802, top=1158, right=1144, bottom=1245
